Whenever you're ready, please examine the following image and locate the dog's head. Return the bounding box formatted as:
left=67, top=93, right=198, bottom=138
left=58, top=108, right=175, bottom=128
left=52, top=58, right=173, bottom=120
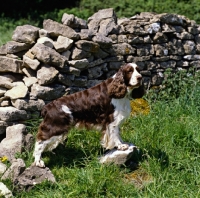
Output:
left=108, top=63, right=145, bottom=99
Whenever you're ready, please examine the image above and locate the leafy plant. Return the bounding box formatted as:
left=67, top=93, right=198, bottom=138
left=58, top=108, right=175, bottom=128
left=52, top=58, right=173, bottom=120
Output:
left=146, top=67, right=200, bottom=102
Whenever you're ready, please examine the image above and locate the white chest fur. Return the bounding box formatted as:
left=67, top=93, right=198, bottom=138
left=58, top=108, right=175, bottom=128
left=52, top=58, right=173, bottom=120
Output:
left=111, top=97, right=131, bottom=126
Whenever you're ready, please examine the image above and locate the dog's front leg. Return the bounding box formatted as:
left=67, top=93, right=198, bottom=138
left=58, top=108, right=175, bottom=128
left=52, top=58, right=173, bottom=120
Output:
left=102, top=123, right=129, bottom=151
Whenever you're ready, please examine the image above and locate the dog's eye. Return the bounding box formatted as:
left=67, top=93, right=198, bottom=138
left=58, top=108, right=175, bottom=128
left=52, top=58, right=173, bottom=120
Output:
left=136, top=67, right=140, bottom=72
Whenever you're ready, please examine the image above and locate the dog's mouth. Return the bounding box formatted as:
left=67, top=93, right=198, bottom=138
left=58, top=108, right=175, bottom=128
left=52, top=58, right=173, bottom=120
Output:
left=128, top=81, right=142, bottom=89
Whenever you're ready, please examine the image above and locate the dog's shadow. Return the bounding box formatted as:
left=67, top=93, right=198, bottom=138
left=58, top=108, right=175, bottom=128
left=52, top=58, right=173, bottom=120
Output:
left=42, top=141, right=103, bottom=168
left=126, top=146, right=169, bottom=171
left=41, top=139, right=169, bottom=171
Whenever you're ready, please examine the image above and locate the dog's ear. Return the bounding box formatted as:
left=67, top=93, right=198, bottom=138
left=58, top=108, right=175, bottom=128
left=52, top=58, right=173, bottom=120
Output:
left=131, top=83, right=145, bottom=99
left=108, top=68, right=127, bottom=99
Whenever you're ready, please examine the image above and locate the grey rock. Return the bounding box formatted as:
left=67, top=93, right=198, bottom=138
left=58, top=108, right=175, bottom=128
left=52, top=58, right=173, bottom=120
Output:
left=68, top=59, right=89, bottom=69
left=0, top=87, right=7, bottom=96
left=12, top=25, right=40, bottom=44
left=93, top=48, right=109, bottom=59
left=0, top=124, right=27, bottom=161
left=43, top=19, right=80, bottom=40
left=175, top=32, right=194, bottom=40
left=14, top=165, right=55, bottom=191
left=92, top=33, right=113, bottom=48
left=0, top=182, right=13, bottom=198
left=160, top=60, right=176, bottom=69
left=162, top=24, right=176, bottom=33
left=75, top=40, right=100, bottom=53
left=0, top=121, right=9, bottom=134
left=6, top=41, right=32, bottom=54
left=37, top=65, right=59, bottom=85
left=153, top=32, right=168, bottom=43
left=146, top=22, right=161, bottom=34
left=128, top=35, right=144, bottom=44
left=11, top=99, right=45, bottom=111
left=154, top=44, right=168, bottom=56
left=167, top=39, right=185, bottom=55
left=5, top=84, right=28, bottom=99
left=0, top=107, right=27, bottom=122
left=88, top=8, right=117, bottom=22
left=104, top=43, right=136, bottom=55
left=88, top=8, right=117, bottom=35
left=137, top=44, right=154, bottom=56
left=53, top=36, right=74, bottom=52
left=151, top=73, right=164, bottom=86
left=187, top=26, right=199, bottom=35
left=71, top=47, right=92, bottom=60
left=177, top=60, right=189, bottom=67
left=104, top=56, right=124, bottom=62
left=183, top=40, right=196, bottom=55
left=184, top=55, right=200, bottom=60
left=99, top=144, right=137, bottom=165
left=62, top=13, right=87, bottom=29
left=0, top=44, right=7, bottom=55
left=109, top=61, right=123, bottom=70
left=79, top=29, right=93, bottom=40
left=159, top=13, right=186, bottom=25
left=58, top=73, right=74, bottom=86
left=39, top=29, right=49, bottom=37
left=0, top=162, right=7, bottom=174
left=23, top=76, right=38, bottom=87
left=195, top=34, right=200, bottom=44
left=31, top=43, right=66, bottom=68
left=87, top=80, right=102, bottom=88
left=0, top=56, right=23, bottom=73
left=189, top=60, right=200, bottom=68
left=30, top=84, right=65, bottom=100
left=88, top=59, right=105, bottom=68
left=23, top=55, right=40, bottom=70
left=61, top=50, right=71, bottom=60
left=22, top=67, right=36, bottom=78
left=1, top=158, right=26, bottom=181
left=88, top=63, right=107, bottom=79
left=73, top=76, right=88, bottom=87
left=37, top=37, right=54, bottom=48
left=59, top=66, right=81, bottom=76
left=98, top=18, right=117, bottom=36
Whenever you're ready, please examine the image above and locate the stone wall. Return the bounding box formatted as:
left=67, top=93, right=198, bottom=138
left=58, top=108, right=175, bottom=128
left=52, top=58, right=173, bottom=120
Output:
left=0, top=8, right=200, bottom=134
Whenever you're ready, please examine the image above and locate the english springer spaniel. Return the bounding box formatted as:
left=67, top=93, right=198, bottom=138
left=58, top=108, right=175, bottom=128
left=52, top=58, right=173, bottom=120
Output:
left=33, top=63, right=144, bottom=167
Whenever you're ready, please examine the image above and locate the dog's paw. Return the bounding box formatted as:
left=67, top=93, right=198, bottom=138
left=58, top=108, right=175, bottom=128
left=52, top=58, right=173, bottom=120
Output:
left=117, top=143, right=129, bottom=151
left=33, top=160, right=45, bottom=168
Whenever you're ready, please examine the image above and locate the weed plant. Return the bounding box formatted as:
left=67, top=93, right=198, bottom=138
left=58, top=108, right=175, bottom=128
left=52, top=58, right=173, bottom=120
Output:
left=1, top=69, right=200, bottom=197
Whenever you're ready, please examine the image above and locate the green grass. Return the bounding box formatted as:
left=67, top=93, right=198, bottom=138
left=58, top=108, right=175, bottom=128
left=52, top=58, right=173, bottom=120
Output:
left=1, top=71, right=199, bottom=198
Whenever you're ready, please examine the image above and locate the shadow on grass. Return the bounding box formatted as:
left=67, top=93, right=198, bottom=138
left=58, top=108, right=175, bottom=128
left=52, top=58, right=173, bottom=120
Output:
left=40, top=138, right=169, bottom=172
left=127, top=146, right=169, bottom=170
left=43, top=146, right=88, bottom=168
left=42, top=140, right=104, bottom=168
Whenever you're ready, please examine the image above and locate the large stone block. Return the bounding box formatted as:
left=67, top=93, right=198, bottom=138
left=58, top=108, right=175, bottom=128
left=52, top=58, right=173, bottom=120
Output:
left=0, top=56, right=23, bottom=73
left=43, top=19, right=80, bottom=40
left=0, top=107, right=27, bottom=122
left=12, top=25, right=40, bottom=44
left=30, top=43, right=66, bottom=68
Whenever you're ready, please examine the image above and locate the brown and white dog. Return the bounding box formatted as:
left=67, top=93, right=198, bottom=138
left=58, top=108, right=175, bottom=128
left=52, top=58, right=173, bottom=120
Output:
left=33, top=63, right=144, bottom=167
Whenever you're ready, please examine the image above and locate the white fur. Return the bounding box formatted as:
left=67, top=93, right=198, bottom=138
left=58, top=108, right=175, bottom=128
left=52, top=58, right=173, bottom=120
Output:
left=129, top=63, right=142, bottom=86
left=101, top=97, right=131, bottom=150
left=62, top=104, right=73, bottom=119
left=33, top=134, right=67, bottom=167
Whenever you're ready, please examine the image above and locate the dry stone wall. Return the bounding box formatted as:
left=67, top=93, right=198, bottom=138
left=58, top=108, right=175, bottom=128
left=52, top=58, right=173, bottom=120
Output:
left=0, top=8, right=200, bottom=134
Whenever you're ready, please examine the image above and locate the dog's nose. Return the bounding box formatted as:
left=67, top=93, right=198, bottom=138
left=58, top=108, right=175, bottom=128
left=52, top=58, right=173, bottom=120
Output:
left=137, top=76, right=142, bottom=81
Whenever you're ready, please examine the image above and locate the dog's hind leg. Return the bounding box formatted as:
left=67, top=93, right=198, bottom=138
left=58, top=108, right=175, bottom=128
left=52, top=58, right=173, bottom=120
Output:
left=33, top=140, right=48, bottom=167
left=33, top=134, right=68, bottom=167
